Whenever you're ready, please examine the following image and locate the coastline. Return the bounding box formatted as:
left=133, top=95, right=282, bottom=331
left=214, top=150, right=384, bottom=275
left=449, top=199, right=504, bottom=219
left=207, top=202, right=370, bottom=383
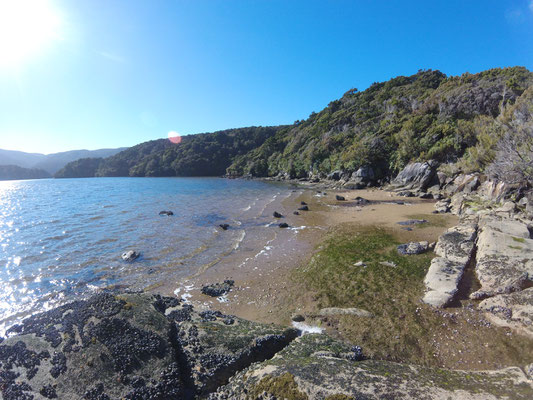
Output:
left=159, top=186, right=457, bottom=326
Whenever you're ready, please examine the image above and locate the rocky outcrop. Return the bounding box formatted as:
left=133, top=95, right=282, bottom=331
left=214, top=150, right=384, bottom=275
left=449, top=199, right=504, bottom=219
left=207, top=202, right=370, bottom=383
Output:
left=0, top=293, right=298, bottom=400
left=2, top=293, right=532, bottom=400
left=470, top=214, right=533, bottom=300
left=209, top=334, right=533, bottom=400
left=422, top=219, right=477, bottom=307
left=478, top=288, right=533, bottom=337
left=391, top=160, right=439, bottom=190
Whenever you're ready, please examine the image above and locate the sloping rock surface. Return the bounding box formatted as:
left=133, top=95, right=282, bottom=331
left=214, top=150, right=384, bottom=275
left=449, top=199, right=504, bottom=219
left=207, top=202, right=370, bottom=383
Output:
left=208, top=334, right=533, bottom=400
left=422, top=219, right=477, bottom=307
left=471, top=215, right=533, bottom=299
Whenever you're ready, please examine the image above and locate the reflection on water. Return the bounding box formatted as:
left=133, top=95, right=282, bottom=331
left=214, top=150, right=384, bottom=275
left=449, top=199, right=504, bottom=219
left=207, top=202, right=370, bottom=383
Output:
left=0, top=177, right=290, bottom=335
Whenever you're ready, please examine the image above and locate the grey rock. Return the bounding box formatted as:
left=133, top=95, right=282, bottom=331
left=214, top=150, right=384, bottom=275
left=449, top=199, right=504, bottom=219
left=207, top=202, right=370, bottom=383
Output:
left=397, top=219, right=427, bottom=226
left=335, top=195, right=346, bottom=201
left=392, top=160, right=439, bottom=190
left=397, top=241, right=429, bottom=255
left=159, top=210, right=174, bottom=216
left=121, top=250, right=140, bottom=262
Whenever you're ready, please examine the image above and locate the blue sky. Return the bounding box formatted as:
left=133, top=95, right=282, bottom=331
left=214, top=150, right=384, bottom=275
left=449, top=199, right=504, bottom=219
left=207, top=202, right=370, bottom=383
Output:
left=1, top=0, right=532, bottom=154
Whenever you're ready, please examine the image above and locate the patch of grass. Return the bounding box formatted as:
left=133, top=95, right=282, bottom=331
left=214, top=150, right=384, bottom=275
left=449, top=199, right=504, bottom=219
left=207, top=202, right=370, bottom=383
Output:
left=293, top=224, right=533, bottom=370
left=509, top=245, right=523, bottom=250
left=249, top=373, right=308, bottom=400
left=512, top=237, right=526, bottom=243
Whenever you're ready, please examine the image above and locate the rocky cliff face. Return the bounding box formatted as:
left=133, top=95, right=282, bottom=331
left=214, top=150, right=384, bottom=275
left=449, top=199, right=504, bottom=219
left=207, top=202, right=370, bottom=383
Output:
left=1, top=292, right=532, bottom=399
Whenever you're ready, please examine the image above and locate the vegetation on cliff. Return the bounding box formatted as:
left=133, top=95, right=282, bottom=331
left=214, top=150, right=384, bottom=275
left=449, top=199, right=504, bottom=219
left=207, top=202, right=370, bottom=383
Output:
left=56, top=67, right=533, bottom=184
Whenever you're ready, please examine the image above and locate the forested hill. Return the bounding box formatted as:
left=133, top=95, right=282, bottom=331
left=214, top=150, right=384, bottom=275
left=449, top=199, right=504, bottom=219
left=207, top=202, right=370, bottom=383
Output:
left=55, top=126, right=282, bottom=178
left=228, top=66, right=533, bottom=182
left=57, top=67, right=533, bottom=182
left=0, top=165, right=51, bottom=181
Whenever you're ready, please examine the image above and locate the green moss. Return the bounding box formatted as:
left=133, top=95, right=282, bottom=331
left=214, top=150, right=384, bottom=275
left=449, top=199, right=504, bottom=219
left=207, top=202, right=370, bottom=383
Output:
left=509, top=245, right=523, bottom=250
left=292, top=225, right=533, bottom=369
left=249, top=373, right=308, bottom=400
left=325, top=394, right=355, bottom=400
left=512, top=237, right=526, bottom=243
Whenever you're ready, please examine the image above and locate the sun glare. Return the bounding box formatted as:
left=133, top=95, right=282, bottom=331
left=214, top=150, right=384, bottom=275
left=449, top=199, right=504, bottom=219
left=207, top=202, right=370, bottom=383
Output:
left=0, top=0, right=62, bottom=68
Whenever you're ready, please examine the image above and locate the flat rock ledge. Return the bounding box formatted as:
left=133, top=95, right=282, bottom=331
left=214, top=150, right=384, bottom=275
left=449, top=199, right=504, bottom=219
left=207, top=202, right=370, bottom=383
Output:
left=422, top=219, right=477, bottom=307
left=470, top=214, right=533, bottom=300
left=2, top=293, right=532, bottom=399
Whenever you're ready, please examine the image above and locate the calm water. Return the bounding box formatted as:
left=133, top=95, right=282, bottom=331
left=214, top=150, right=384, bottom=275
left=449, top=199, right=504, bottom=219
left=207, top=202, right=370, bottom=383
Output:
left=0, top=177, right=292, bottom=335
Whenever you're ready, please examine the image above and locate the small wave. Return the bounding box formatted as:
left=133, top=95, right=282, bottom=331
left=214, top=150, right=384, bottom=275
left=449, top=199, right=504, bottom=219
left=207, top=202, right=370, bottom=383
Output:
left=232, top=230, right=246, bottom=250
left=292, top=321, right=324, bottom=334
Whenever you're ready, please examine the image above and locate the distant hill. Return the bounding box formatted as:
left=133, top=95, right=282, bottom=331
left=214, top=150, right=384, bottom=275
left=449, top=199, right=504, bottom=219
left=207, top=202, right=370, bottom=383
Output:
left=55, top=126, right=282, bottom=178
left=0, top=147, right=127, bottom=175
left=0, top=165, right=51, bottom=181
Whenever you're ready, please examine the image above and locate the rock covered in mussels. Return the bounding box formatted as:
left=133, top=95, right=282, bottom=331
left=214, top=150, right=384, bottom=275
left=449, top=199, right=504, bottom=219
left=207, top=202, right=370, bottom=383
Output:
left=0, top=293, right=299, bottom=400
left=201, top=280, right=235, bottom=297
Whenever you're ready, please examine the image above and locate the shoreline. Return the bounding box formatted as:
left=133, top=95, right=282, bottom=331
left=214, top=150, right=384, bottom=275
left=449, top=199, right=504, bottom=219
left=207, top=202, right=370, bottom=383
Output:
left=160, top=186, right=457, bottom=326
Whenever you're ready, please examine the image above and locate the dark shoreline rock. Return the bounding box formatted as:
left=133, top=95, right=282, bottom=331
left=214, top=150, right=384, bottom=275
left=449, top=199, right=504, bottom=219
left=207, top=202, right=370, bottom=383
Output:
left=159, top=210, right=174, bottom=216
left=201, top=280, right=235, bottom=297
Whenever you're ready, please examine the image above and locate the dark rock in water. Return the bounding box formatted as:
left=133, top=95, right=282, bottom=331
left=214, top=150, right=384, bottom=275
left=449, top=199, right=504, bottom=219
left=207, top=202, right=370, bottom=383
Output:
left=354, top=196, right=370, bottom=205
left=121, top=250, right=140, bottom=262
left=293, top=211, right=300, bottom=215
left=159, top=210, right=174, bottom=216
left=402, top=227, right=413, bottom=231
left=397, top=241, right=429, bottom=255
left=291, top=314, right=305, bottom=322
left=298, top=205, right=309, bottom=211
left=219, top=223, right=230, bottom=230
left=397, top=219, right=427, bottom=226
left=201, top=280, right=235, bottom=297
left=419, top=193, right=434, bottom=199
left=273, top=211, right=283, bottom=218
left=279, top=222, right=289, bottom=228
left=335, top=195, right=346, bottom=201
left=398, top=191, right=415, bottom=197
left=300, top=201, right=307, bottom=205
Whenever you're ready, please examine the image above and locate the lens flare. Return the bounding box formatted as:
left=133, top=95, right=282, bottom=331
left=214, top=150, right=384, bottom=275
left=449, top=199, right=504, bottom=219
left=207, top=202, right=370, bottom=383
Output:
left=168, top=131, right=182, bottom=144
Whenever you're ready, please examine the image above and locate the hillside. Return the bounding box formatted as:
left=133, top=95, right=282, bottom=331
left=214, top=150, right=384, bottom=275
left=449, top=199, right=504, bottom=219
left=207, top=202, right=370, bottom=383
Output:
left=0, top=165, right=51, bottom=181
left=55, top=126, right=282, bottom=178
left=228, top=67, right=533, bottom=183
left=0, top=147, right=127, bottom=175
left=56, top=67, right=533, bottom=184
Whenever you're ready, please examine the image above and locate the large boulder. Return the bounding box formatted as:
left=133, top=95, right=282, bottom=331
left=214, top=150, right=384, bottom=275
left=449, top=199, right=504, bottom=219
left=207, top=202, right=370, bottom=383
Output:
left=351, top=166, right=375, bottom=183
left=422, top=220, right=477, bottom=307
left=422, top=257, right=467, bottom=308
left=392, top=160, right=439, bottom=190
left=470, top=215, right=533, bottom=299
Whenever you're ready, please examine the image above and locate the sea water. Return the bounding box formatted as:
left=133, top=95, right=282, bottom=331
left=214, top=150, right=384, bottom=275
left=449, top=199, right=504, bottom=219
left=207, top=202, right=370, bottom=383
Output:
left=0, top=177, right=293, bottom=335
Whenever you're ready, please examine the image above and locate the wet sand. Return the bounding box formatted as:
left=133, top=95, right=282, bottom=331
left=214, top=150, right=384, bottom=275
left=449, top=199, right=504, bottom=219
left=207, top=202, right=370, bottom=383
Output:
left=157, top=187, right=457, bottom=326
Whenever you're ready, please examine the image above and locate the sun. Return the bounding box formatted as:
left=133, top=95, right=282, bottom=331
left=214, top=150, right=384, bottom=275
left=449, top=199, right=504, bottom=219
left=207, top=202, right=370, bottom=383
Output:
left=0, top=0, right=62, bottom=68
